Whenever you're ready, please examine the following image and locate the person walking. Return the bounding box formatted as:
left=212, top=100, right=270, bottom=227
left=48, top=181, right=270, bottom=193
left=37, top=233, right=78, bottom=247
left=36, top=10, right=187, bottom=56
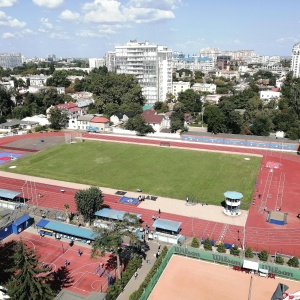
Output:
left=158, top=209, right=161, bottom=215
left=134, top=271, right=138, bottom=280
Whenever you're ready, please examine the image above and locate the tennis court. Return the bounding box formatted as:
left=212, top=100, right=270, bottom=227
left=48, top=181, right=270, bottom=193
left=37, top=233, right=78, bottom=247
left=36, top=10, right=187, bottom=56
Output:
left=148, top=255, right=300, bottom=300
left=3, top=231, right=116, bottom=296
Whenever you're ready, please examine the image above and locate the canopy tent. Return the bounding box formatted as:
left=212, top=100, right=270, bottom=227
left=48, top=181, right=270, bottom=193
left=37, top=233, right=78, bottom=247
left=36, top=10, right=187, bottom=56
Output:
left=152, top=218, right=182, bottom=233
left=94, top=208, right=141, bottom=221
left=0, top=188, right=21, bottom=200
left=36, top=219, right=96, bottom=241
left=243, top=260, right=259, bottom=271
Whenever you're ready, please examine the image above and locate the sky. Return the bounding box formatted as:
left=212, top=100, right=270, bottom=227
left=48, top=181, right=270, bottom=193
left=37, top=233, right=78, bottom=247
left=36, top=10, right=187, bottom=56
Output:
left=0, top=0, right=299, bottom=59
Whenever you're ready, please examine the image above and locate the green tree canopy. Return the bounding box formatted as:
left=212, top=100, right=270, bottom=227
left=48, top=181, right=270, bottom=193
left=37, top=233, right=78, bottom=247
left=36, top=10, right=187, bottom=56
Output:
left=46, top=70, right=71, bottom=88
left=6, top=240, right=54, bottom=300
left=177, top=89, right=202, bottom=113
left=48, top=107, right=68, bottom=130
left=125, top=115, right=155, bottom=135
left=92, top=212, right=141, bottom=278
left=75, top=186, right=103, bottom=224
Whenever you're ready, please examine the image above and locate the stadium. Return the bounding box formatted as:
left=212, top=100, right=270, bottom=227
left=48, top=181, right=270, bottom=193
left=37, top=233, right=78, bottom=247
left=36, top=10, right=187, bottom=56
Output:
left=0, top=131, right=300, bottom=299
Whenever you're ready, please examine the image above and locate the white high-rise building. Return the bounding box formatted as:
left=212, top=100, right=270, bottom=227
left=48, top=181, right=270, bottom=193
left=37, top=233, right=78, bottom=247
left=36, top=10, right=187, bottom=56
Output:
left=89, top=58, right=105, bottom=69
left=0, top=53, right=23, bottom=69
left=106, top=40, right=173, bottom=105
left=291, top=43, right=300, bottom=78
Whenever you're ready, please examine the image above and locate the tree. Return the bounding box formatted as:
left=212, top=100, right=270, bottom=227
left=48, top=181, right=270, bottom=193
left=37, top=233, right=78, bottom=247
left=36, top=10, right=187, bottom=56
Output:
left=153, top=101, right=169, bottom=113
left=216, top=243, right=226, bottom=253
left=64, top=204, right=70, bottom=223
left=230, top=245, right=240, bottom=256
left=0, top=87, right=14, bottom=116
left=191, top=237, right=199, bottom=248
left=75, top=186, right=103, bottom=225
left=48, top=107, right=68, bottom=130
left=244, top=247, right=254, bottom=258
left=6, top=240, right=54, bottom=300
left=46, top=70, right=71, bottom=88
left=125, top=115, right=155, bottom=135
left=177, top=89, right=202, bottom=113
left=258, top=249, right=269, bottom=262
left=204, top=105, right=226, bottom=134
left=287, top=256, right=299, bottom=268
left=203, top=238, right=212, bottom=251
left=275, top=255, right=284, bottom=265
left=92, top=213, right=141, bottom=279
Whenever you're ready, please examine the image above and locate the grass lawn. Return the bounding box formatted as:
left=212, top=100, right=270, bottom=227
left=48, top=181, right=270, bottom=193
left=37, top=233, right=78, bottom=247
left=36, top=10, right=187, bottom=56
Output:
left=1, top=141, right=261, bottom=208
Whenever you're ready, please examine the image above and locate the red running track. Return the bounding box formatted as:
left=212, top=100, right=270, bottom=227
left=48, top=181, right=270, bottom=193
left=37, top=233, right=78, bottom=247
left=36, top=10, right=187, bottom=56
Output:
left=1, top=132, right=300, bottom=256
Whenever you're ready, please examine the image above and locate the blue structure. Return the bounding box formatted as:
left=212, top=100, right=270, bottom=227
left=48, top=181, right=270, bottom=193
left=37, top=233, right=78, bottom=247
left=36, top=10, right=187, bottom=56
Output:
left=36, top=219, right=97, bottom=242
left=0, top=188, right=21, bottom=200
left=95, top=208, right=141, bottom=221
left=152, top=218, right=182, bottom=234
left=12, top=214, right=33, bottom=234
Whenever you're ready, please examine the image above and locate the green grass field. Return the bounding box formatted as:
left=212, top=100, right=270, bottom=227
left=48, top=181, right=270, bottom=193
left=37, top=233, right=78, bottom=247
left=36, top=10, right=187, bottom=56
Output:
left=1, top=141, right=261, bottom=208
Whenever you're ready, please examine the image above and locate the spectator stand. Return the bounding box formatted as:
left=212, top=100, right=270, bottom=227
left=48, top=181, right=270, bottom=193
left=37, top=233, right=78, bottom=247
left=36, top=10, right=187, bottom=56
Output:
left=94, top=208, right=142, bottom=229
left=36, top=219, right=96, bottom=244
left=0, top=188, right=22, bottom=210
left=152, top=218, right=183, bottom=244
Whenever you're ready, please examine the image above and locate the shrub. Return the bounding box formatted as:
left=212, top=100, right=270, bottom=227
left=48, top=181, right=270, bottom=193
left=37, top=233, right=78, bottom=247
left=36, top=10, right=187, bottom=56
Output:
left=275, top=255, right=284, bottom=265
left=106, top=255, right=142, bottom=300
left=191, top=237, right=200, bottom=248
left=230, top=245, right=240, bottom=256
left=245, top=247, right=254, bottom=258
left=287, top=256, right=299, bottom=268
left=203, top=238, right=212, bottom=251
left=258, top=250, right=269, bottom=262
left=217, top=243, right=226, bottom=253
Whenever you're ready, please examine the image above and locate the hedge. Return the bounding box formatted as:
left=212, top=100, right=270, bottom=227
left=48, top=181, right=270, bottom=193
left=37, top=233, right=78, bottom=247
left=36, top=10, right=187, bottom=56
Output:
left=129, top=246, right=168, bottom=300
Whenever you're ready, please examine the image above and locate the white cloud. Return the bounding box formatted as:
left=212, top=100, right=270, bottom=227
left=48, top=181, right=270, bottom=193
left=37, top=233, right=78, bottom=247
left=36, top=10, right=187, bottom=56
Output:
left=59, top=10, right=80, bottom=21
left=276, top=37, right=298, bottom=43
left=76, top=30, right=100, bottom=38
left=127, top=0, right=182, bottom=10
left=49, top=32, right=71, bottom=39
left=32, top=0, right=64, bottom=9
left=2, top=31, right=14, bottom=38
left=0, top=0, right=17, bottom=7
left=0, top=11, right=26, bottom=27
left=124, top=7, right=175, bottom=23
left=40, top=17, right=53, bottom=29
left=83, top=0, right=126, bottom=23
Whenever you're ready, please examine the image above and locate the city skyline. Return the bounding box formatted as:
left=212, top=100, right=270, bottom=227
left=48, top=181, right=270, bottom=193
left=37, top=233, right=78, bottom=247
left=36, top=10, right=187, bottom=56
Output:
left=0, top=0, right=299, bottom=59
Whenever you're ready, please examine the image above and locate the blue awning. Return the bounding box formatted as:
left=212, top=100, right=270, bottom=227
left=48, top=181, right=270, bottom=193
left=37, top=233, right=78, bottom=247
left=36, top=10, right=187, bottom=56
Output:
left=224, top=191, right=243, bottom=200
left=95, top=208, right=141, bottom=221
left=44, top=220, right=97, bottom=241
left=0, top=188, right=21, bottom=200
left=13, top=214, right=31, bottom=226
left=36, top=219, right=50, bottom=228
left=153, top=218, right=182, bottom=232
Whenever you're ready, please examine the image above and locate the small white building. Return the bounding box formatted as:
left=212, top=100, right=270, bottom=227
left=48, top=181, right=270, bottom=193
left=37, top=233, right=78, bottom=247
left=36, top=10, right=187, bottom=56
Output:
left=192, top=83, right=216, bottom=94
left=223, top=191, right=243, bottom=216
left=259, top=90, right=281, bottom=104
left=172, top=81, right=190, bottom=99
left=142, top=109, right=170, bottom=132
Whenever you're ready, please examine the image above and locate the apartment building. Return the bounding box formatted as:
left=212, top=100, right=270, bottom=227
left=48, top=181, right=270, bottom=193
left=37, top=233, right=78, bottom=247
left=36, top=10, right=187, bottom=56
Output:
left=88, top=58, right=105, bottom=69
left=0, top=53, right=23, bottom=69
left=172, top=81, right=190, bottom=99
left=106, top=40, right=172, bottom=105
left=291, top=43, right=300, bottom=78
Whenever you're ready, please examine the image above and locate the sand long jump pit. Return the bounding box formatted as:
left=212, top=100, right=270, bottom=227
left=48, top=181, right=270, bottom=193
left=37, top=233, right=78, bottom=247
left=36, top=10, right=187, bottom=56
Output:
left=148, top=255, right=300, bottom=300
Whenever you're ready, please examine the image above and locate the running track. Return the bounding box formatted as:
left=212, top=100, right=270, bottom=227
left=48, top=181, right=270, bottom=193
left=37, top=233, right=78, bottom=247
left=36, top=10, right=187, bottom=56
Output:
left=1, top=132, right=300, bottom=256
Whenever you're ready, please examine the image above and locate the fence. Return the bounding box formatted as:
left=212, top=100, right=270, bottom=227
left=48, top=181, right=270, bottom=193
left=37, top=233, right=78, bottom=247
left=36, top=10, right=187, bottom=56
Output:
left=140, top=245, right=300, bottom=299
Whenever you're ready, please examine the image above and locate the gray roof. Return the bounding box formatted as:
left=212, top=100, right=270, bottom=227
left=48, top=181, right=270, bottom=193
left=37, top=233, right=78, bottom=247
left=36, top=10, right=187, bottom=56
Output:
left=153, top=218, right=182, bottom=232
left=0, top=188, right=21, bottom=199
left=0, top=119, right=21, bottom=127
left=55, top=290, right=106, bottom=300
left=77, top=115, right=94, bottom=121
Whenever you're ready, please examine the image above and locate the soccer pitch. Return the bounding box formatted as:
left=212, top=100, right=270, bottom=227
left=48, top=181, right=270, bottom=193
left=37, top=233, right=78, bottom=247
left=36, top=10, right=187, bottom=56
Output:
left=2, top=141, right=261, bottom=207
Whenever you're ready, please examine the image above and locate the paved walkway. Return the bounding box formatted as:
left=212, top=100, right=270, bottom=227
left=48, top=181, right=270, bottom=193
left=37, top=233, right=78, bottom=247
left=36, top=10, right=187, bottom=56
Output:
left=117, top=240, right=166, bottom=300
left=0, top=171, right=248, bottom=227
